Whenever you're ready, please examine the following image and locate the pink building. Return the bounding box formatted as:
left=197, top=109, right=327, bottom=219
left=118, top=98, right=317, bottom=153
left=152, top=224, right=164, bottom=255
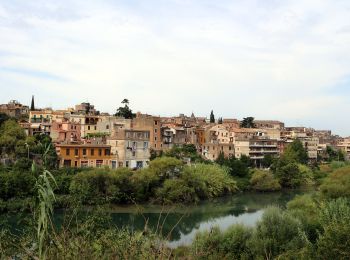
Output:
left=51, top=121, right=81, bottom=143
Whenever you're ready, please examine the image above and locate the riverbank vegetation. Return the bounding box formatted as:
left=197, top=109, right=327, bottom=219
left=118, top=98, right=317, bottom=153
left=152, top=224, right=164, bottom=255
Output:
left=1, top=117, right=350, bottom=258
left=1, top=171, right=350, bottom=258
left=0, top=122, right=345, bottom=212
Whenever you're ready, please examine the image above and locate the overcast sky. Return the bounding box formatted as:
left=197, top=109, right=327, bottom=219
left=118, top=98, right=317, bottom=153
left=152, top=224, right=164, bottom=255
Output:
left=0, top=0, right=349, bottom=135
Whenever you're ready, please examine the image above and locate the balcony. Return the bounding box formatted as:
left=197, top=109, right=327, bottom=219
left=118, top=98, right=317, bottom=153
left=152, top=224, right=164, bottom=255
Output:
left=249, top=143, right=277, bottom=148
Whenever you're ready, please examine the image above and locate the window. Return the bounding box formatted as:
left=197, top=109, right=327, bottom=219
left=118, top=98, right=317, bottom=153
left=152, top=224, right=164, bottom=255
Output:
left=111, top=161, right=117, bottom=169
left=96, top=160, right=103, bottom=168
left=98, top=148, right=102, bottom=156
left=132, top=151, right=136, bottom=157
left=81, top=161, right=88, bottom=167
left=118, top=162, right=123, bottom=167
left=154, top=121, right=158, bottom=125
left=125, top=161, right=129, bottom=167
left=154, top=137, right=157, bottom=141
left=74, top=161, right=78, bottom=167
left=105, top=149, right=110, bottom=156
left=91, top=149, right=94, bottom=156
left=66, top=148, right=70, bottom=156
left=155, top=144, right=157, bottom=148
left=83, top=148, right=86, bottom=156
left=106, top=125, right=109, bottom=130
left=88, top=126, right=90, bottom=130
left=94, top=126, right=97, bottom=130
left=144, top=142, right=148, bottom=149
left=154, top=129, right=157, bottom=133
left=63, top=160, right=71, bottom=167
left=136, top=161, right=143, bottom=168
left=75, top=149, right=78, bottom=156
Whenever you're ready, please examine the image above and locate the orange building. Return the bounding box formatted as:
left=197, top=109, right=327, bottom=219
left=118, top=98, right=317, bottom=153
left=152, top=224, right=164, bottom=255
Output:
left=56, top=144, right=112, bottom=168
left=132, top=113, right=162, bottom=151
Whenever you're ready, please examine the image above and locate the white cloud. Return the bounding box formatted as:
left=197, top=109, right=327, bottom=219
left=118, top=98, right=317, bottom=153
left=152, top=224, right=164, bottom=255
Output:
left=0, top=0, right=350, bottom=135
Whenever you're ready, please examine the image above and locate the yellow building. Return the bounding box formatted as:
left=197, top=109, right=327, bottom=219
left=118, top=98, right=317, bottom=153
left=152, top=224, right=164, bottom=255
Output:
left=55, top=143, right=112, bottom=168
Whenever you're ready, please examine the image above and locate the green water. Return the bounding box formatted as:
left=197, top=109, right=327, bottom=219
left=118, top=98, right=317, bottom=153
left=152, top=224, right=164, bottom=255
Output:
left=2, top=190, right=309, bottom=247
left=102, top=190, right=308, bottom=247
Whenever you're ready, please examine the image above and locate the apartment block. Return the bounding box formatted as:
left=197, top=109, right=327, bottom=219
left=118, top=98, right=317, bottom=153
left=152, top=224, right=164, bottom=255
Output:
left=56, top=143, right=112, bottom=168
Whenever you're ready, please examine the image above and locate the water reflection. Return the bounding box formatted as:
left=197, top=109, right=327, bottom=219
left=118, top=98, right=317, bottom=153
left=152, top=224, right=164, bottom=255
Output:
left=108, top=190, right=307, bottom=246
left=1, top=190, right=309, bottom=247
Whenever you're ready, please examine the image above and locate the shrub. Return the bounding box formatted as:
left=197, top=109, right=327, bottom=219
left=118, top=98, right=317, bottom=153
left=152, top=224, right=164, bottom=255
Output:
left=148, top=157, right=183, bottom=178
left=316, top=199, right=350, bottom=259
left=250, top=170, right=281, bottom=191
left=249, top=206, right=307, bottom=259
left=156, top=178, right=197, bottom=204
left=182, top=163, right=237, bottom=199
left=320, top=166, right=350, bottom=199
left=287, top=194, right=321, bottom=243
left=155, top=163, right=237, bottom=204
left=69, top=168, right=134, bottom=204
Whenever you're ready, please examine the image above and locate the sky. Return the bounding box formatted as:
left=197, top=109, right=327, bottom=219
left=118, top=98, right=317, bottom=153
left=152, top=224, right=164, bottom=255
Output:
left=0, top=0, right=350, bottom=135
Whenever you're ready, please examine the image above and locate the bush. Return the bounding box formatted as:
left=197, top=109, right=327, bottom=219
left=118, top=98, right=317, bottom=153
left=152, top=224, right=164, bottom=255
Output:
left=275, top=163, right=314, bottom=188
left=249, top=206, right=307, bottom=259
left=287, top=194, right=321, bottom=243
left=155, top=163, right=237, bottom=204
left=192, top=225, right=253, bottom=259
left=156, top=178, right=197, bottom=204
left=148, top=157, right=183, bottom=178
left=316, top=198, right=350, bottom=259
left=250, top=170, right=281, bottom=191
left=0, top=171, right=36, bottom=200
left=69, top=168, right=134, bottom=204
left=320, top=166, right=350, bottom=199
left=182, top=163, right=237, bottom=199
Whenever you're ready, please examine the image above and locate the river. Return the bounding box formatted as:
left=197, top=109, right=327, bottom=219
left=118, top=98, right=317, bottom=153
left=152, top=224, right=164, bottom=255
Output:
left=98, top=190, right=308, bottom=247
left=2, top=190, right=309, bottom=247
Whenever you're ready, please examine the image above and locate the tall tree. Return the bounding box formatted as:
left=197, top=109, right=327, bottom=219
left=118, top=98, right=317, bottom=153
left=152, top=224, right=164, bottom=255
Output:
left=240, top=117, right=256, bottom=128
left=115, top=99, right=135, bottom=119
left=283, top=139, right=308, bottom=164
left=30, top=95, right=35, bottom=111
left=218, top=117, right=223, bottom=124
left=210, top=110, right=215, bottom=123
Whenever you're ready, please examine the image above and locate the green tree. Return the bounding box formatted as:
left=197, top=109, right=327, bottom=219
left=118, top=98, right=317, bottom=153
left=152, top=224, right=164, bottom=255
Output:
left=261, top=154, right=274, bottom=168
left=249, top=206, right=307, bottom=259
left=320, top=166, right=350, bottom=199
left=283, top=139, right=308, bottom=164
left=218, top=117, right=223, bottom=124
left=275, top=162, right=302, bottom=188
left=115, top=99, right=135, bottom=119
left=0, top=119, right=26, bottom=158
left=316, top=198, right=350, bottom=259
left=210, top=110, right=215, bottom=123
left=215, top=151, right=226, bottom=166
left=250, top=170, right=281, bottom=191
left=240, top=117, right=255, bottom=128
left=0, top=113, right=10, bottom=126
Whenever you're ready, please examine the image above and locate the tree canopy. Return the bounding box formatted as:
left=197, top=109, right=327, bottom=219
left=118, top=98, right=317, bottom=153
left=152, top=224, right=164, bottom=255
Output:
left=240, top=117, right=256, bottom=128
left=210, top=110, right=215, bottom=123
left=115, top=99, right=135, bottom=119
left=283, top=139, right=308, bottom=164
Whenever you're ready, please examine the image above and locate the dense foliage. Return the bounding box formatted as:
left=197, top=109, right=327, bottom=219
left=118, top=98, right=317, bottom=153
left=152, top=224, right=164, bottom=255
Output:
left=250, top=169, right=281, bottom=191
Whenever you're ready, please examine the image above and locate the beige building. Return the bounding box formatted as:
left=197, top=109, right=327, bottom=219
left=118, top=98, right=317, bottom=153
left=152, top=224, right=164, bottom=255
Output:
left=0, top=100, right=29, bottom=118
left=107, top=129, right=150, bottom=169
left=337, top=138, right=350, bottom=160
left=132, top=113, right=162, bottom=151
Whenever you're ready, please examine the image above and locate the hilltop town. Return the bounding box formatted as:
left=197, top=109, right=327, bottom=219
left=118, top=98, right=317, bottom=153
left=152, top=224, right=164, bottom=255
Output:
left=0, top=97, right=348, bottom=169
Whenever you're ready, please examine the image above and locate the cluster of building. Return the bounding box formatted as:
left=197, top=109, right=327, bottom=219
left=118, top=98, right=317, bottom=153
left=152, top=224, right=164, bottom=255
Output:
left=0, top=98, right=348, bottom=169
